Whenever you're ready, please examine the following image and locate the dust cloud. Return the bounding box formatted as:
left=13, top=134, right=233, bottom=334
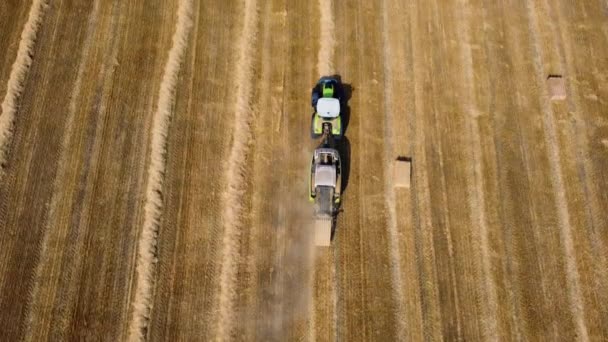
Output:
left=251, top=176, right=317, bottom=342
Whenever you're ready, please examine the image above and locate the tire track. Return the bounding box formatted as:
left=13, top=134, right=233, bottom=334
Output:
left=480, top=2, right=537, bottom=338
left=425, top=0, right=466, bottom=337
left=409, top=1, right=444, bottom=338
left=379, top=0, right=406, bottom=340
left=215, top=0, right=259, bottom=339
left=333, top=1, right=400, bottom=339
left=454, top=1, right=498, bottom=339
left=0, top=0, right=48, bottom=179
left=547, top=0, right=608, bottom=336
left=317, top=0, right=334, bottom=76
left=22, top=1, right=102, bottom=339
left=232, top=0, right=286, bottom=339
left=553, top=0, right=608, bottom=256
left=383, top=0, right=426, bottom=337
left=525, top=2, right=589, bottom=340
left=128, top=0, right=194, bottom=340
left=0, top=2, right=106, bottom=339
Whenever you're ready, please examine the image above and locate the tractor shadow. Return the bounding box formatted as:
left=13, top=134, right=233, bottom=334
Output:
left=329, top=74, right=354, bottom=136
left=342, top=83, right=353, bottom=135
left=336, top=135, right=350, bottom=194
left=331, top=135, right=350, bottom=242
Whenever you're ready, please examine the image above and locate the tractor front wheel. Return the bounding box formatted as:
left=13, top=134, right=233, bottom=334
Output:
left=311, top=113, right=321, bottom=139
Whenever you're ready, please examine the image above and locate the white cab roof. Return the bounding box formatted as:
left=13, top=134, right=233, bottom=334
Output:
left=316, top=98, right=340, bottom=118
left=314, top=165, right=337, bottom=187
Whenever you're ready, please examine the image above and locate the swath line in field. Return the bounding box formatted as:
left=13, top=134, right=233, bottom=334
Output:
left=127, top=0, right=194, bottom=340
left=525, top=2, right=589, bottom=340
left=547, top=0, right=608, bottom=331
left=409, top=1, right=444, bottom=338
left=22, top=1, right=102, bottom=339
left=454, top=1, right=499, bottom=339
left=0, top=0, right=49, bottom=179
left=426, top=0, right=464, bottom=337
left=317, top=0, right=335, bottom=76
left=379, top=0, right=407, bottom=340
left=215, top=0, right=259, bottom=339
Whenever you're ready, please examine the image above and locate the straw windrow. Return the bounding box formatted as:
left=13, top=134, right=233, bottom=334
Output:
left=215, top=0, right=259, bottom=339
left=128, top=0, right=194, bottom=340
left=0, top=0, right=49, bottom=178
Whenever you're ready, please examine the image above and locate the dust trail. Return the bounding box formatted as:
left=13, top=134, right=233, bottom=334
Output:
left=215, top=0, right=259, bottom=339
left=455, top=1, right=499, bottom=339
left=525, top=2, right=589, bottom=340
left=427, top=0, right=464, bottom=337
left=0, top=0, right=49, bottom=179
left=379, top=0, right=407, bottom=340
left=127, top=0, right=194, bottom=340
left=330, top=250, right=338, bottom=342
left=317, top=0, right=335, bottom=76
left=264, top=188, right=315, bottom=341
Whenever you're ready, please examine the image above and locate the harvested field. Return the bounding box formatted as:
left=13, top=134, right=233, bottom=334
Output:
left=0, top=0, right=607, bottom=341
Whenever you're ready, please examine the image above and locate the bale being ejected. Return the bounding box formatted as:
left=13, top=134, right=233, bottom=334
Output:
left=310, top=76, right=344, bottom=139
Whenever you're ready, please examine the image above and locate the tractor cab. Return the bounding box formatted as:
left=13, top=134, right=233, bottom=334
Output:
left=311, top=77, right=341, bottom=108
left=316, top=97, right=340, bottom=119
left=311, top=76, right=343, bottom=139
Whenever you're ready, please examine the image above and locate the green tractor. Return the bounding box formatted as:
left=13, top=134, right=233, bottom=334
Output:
left=310, top=77, right=343, bottom=139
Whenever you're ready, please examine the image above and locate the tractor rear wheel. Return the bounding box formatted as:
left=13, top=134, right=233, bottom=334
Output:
left=311, top=113, right=321, bottom=139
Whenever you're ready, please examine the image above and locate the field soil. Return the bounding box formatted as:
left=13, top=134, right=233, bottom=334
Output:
left=0, top=0, right=607, bottom=341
